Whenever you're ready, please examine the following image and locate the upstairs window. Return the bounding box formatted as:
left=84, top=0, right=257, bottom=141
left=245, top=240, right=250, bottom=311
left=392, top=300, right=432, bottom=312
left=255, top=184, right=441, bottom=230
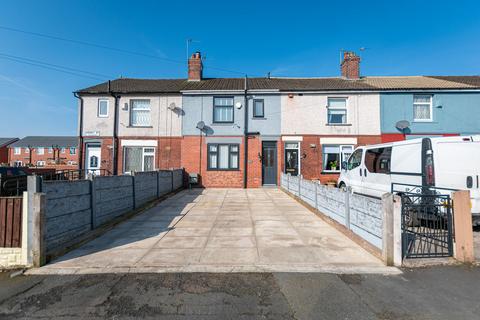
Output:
left=413, top=95, right=432, bottom=121
left=213, top=97, right=234, bottom=123
left=61, top=148, right=66, bottom=154
left=130, top=99, right=151, bottom=126
left=98, top=99, right=109, bottom=117
left=70, top=147, right=77, bottom=155
left=37, top=148, right=44, bottom=155
left=13, top=147, right=21, bottom=155
left=48, top=147, right=53, bottom=154
left=25, top=148, right=29, bottom=153
left=327, top=98, right=347, bottom=124
left=253, top=99, right=264, bottom=118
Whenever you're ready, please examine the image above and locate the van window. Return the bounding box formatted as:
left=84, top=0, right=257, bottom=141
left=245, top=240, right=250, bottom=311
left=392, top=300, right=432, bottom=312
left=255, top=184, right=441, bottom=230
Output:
left=347, top=149, right=363, bottom=170
left=365, top=147, right=392, bottom=174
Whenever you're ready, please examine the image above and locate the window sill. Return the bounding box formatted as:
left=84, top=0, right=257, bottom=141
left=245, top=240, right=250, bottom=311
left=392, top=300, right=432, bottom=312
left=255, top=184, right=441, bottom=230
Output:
left=413, top=120, right=433, bottom=123
left=321, top=171, right=341, bottom=174
left=325, top=123, right=352, bottom=126
left=212, top=122, right=234, bottom=125
left=252, top=117, right=266, bottom=120
left=127, top=126, right=153, bottom=128
left=207, top=168, right=240, bottom=171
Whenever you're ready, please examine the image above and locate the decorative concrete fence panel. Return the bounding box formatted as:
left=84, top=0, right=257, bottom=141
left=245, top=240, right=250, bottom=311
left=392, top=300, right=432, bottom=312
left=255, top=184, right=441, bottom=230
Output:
left=316, top=184, right=347, bottom=225
left=299, top=179, right=316, bottom=208
left=32, top=169, right=185, bottom=259
left=280, top=173, right=385, bottom=251
left=158, top=171, right=173, bottom=196
left=349, top=193, right=383, bottom=249
left=172, top=169, right=183, bottom=190
left=94, top=175, right=134, bottom=227
left=134, top=171, right=158, bottom=207
left=42, top=180, right=92, bottom=253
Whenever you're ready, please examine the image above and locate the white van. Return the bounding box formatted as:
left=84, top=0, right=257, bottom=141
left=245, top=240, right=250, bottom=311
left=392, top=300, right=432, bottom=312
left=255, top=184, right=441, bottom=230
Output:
left=337, top=136, right=480, bottom=225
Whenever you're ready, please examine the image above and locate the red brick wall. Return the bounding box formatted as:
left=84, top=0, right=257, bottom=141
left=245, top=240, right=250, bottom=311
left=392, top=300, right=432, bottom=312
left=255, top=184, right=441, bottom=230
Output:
left=82, top=136, right=182, bottom=174
left=381, top=133, right=460, bottom=143
left=0, top=146, right=9, bottom=164
left=282, top=135, right=382, bottom=184
left=8, top=147, right=79, bottom=170
left=247, top=136, right=262, bottom=188
left=181, top=136, right=246, bottom=188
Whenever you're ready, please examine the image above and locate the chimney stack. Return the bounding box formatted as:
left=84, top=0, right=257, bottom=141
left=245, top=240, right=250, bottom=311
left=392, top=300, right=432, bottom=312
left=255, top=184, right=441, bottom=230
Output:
left=341, top=51, right=360, bottom=79
left=188, top=51, right=203, bottom=81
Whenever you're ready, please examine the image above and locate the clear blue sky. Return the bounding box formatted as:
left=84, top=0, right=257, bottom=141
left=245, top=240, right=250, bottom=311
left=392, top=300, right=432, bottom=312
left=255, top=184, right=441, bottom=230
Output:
left=1, top=0, right=479, bottom=137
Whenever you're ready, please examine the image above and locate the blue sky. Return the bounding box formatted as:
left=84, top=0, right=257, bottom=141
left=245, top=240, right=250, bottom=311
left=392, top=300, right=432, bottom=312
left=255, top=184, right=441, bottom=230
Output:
left=0, top=0, right=479, bottom=137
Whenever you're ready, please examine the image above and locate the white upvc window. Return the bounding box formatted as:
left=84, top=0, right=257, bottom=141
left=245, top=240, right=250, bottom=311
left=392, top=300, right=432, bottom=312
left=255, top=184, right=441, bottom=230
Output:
left=123, top=147, right=155, bottom=173
left=413, top=95, right=433, bottom=122
left=36, top=160, right=46, bottom=167
left=327, top=98, right=347, bottom=124
left=70, top=147, right=76, bottom=155
left=98, top=99, right=109, bottom=117
left=130, top=99, right=151, bottom=126
left=48, top=147, right=53, bottom=154
left=13, top=147, right=21, bottom=155
left=37, top=148, right=44, bottom=155
left=61, top=147, right=66, bottom=154
left=24, top=148, right=29, bottom=153
left=322, top=145, right=354, bottom=172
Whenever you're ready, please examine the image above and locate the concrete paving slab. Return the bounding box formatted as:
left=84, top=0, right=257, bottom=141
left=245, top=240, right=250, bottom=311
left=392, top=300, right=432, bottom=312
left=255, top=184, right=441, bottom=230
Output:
left=155, top=236, right=208, bottom=249
left=33, top=188, right=398, bottom=275
left=206, top=236, right=256, bottom=248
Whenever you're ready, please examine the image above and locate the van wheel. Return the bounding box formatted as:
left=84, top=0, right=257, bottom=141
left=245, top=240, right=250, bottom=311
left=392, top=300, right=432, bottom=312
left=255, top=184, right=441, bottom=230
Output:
left=338, top=182, right=347, bottom=191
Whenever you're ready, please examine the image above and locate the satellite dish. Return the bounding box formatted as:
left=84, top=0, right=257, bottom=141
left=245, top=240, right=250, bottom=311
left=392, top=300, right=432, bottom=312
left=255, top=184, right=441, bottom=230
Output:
left=395, top=120, right=410, bottom=130
left=235, top=102, right=243, bottom=109
left=196, top=121, right=205, bottom=130
left=168, top=102, right=176, bottom=110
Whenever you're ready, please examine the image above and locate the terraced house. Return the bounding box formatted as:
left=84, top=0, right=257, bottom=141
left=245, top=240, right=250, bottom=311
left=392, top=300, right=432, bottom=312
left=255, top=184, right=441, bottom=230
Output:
left=76, top=51, right=480, bottom=187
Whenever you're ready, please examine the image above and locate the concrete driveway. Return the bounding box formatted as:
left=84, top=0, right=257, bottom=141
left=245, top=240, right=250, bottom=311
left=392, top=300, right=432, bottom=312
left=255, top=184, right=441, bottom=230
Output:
left=29, top=188, right=399, bottom=274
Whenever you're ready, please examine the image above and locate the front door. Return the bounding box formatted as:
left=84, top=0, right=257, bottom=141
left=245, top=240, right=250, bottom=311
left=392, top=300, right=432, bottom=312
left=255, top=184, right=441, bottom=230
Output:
left=262, top=141, right=277, bottom=185
left=85, top=144, right=101, bottom=177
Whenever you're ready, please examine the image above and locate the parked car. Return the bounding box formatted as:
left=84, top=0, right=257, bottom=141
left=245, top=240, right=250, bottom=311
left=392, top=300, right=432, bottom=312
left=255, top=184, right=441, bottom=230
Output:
left=337, top=136, right=480, bottom=225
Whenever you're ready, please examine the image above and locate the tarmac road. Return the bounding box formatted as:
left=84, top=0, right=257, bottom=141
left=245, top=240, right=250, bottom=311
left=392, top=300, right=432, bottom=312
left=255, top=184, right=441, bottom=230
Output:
left=1, top=266, right=479, bottom=319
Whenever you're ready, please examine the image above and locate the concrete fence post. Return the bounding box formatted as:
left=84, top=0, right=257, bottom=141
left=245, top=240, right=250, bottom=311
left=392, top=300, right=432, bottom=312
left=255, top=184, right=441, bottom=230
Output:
left=171, top=170, right=174, bottom=192
left=381, top=193, right=402, bottom=266
left=381, top=193, right=394, bottom=266
left=345, top=188, right=351, bottom=230
left=314, top=181, right=318, bottom=210
left=298, top=175, right=302, bottom=197
left=156, top=170, right=160, bottom=198
left=453, top=190, right=474, bottom=263
left=31, top=193, right=46, bottom=267
left=90, top=175, right=97, bottom=229
left=287, top=174, right=290, bottom=192
left=132, top=173, right=136, bottom=209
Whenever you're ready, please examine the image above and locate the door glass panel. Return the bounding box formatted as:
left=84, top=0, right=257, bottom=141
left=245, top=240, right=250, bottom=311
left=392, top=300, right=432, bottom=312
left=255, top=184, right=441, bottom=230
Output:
left=285, top=149, right=298, bottom=176
left=89, top=156, right=98, bottom=168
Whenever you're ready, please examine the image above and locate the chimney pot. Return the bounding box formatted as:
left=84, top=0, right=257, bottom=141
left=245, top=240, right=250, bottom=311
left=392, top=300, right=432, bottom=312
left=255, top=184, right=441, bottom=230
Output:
left=341, top=51, right=361, bottom=79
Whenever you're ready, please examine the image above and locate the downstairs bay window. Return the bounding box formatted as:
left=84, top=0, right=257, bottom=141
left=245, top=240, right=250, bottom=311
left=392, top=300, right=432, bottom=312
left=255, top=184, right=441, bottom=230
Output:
left=207, top=144, right=239, bottom=170
left=123, top=147, right=155, bottom=173
left=322, top=145, right=354, bottom=172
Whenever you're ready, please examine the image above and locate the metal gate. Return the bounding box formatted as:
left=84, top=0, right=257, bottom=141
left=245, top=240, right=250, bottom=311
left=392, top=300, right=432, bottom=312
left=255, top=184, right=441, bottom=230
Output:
left=395, top=184, right=454, bottom=258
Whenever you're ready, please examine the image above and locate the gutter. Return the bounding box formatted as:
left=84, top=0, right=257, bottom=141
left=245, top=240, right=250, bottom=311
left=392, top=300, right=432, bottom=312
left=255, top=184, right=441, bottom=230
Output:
left=73, top=92, right=84, bottom=170
left=108, top=80, right=120, bottom=175
left=243, top=76, right=248, bottom=189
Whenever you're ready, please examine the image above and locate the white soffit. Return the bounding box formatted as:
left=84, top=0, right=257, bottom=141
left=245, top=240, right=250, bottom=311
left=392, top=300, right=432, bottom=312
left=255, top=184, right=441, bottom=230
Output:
left=320, top=137, right=358, bottom=145
left=282, top=136, right=303, bottom=141
left=121, top=140, right=158, bottom=147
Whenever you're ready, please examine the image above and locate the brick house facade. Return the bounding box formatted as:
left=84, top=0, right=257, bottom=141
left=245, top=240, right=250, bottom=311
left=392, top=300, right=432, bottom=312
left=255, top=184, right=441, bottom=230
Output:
left=8, top=136, right=78, bottom=170
left=76, top=51, right=480, bottom=187
left=0, top=138, right=18, bottom=165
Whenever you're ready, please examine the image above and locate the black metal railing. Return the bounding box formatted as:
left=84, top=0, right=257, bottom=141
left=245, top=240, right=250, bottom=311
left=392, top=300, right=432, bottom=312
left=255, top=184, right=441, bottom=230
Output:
left=41, top=169, right=111, bottom=181
left=0, top=169, right=112, bottom=196
left=398, top=187, right=454, bottom=259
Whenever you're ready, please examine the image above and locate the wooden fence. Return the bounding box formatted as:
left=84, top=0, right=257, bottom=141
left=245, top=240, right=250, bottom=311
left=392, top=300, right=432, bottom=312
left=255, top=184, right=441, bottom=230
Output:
left=0, top=197, right=23, bottom=247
